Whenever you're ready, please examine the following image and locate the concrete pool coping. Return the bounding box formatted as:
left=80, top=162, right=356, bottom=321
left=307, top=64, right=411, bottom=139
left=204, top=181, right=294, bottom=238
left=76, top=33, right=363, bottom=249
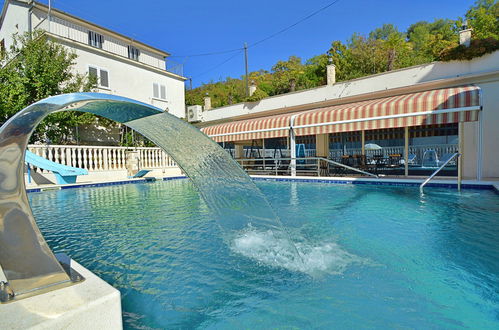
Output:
left=24, top=175, right=499, bottom=193
left=0, top=259, right=122, bottom=329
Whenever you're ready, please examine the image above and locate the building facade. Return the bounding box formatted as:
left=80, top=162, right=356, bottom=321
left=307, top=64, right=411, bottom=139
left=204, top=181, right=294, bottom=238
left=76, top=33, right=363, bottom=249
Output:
left=197, top=51, right=499, bottom=181
left=0, top=0, right=187, bottom=118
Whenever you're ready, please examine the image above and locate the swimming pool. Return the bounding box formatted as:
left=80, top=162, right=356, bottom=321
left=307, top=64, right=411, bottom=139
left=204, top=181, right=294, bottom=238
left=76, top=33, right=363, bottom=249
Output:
left=29, top=180, right=499, bottom=329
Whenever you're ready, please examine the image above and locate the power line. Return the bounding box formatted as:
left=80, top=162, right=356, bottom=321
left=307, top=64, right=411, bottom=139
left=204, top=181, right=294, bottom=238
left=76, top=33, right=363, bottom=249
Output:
left=249, top=0, right=342, bottom=48
left=172, top=0, right=342, bottom=59
left=169, top=48, right=243, bottom=58
left=191, top=50, right=244, bottom=79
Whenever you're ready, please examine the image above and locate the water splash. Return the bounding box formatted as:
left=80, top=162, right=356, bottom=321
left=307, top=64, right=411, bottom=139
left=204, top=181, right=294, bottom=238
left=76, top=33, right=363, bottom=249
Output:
left=230, top=226, right=368, bottom=277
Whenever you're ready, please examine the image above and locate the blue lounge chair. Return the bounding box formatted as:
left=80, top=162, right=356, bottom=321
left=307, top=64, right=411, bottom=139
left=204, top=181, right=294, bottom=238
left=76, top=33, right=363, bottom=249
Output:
left=25, top=150, right=88, bottom=184
left=129, top=169, right=151, bottom=178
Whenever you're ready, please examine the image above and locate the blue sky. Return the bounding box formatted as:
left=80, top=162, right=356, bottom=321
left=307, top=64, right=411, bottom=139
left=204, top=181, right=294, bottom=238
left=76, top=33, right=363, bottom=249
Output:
left=4, top=0, right=477, bottom=87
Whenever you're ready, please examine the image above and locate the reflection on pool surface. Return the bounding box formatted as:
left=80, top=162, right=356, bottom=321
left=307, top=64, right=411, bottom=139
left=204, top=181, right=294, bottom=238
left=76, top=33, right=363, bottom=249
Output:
left=29, top=180, right=499, bottom=329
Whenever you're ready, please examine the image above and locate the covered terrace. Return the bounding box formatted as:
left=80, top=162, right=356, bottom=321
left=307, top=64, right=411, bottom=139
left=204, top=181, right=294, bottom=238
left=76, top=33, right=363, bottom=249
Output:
left=201, top=85, right=482, bottom=180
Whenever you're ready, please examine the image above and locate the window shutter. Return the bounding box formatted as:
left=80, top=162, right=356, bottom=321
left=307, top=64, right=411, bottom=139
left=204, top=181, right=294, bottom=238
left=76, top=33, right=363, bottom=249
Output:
left=160, top=85, right=166, bottom=100
left=153, top=83, right=159, bottom=98
left=89, top=67, right=98, bottom=79
left=100, top=69, right=109, bottom=87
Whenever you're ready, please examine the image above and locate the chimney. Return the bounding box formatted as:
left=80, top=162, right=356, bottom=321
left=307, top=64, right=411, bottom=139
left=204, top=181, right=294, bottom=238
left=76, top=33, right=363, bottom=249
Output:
left=203, top=93, right=211, bottom=111
left=289, top=78, right=296, bottom=92
left=327, top=58, right=336, bottom=85
left=459, top=20, right=472, bottom=47
left=249, top=80, right=257, bottom=96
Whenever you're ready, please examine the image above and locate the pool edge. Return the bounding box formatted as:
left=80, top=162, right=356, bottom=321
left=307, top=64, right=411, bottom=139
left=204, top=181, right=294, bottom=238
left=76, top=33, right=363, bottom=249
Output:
left=25, top=175, right=498, bottom=193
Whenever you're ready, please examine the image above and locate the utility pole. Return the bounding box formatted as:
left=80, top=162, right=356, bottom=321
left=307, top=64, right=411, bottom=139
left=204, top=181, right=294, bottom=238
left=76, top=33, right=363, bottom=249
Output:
left=48, top=0, right=52, bottom=33
left=244, top=42, right=249, bottom=96
left=189, top=78, right=192, bottom=90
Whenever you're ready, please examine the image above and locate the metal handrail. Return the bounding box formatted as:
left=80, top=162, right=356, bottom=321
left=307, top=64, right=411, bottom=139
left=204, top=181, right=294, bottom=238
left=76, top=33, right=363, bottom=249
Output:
left=316, top=157, right=378, bottom=178
left=419, top=152, right=460, bottom=193
left=236, top=157, right=378, bottom=178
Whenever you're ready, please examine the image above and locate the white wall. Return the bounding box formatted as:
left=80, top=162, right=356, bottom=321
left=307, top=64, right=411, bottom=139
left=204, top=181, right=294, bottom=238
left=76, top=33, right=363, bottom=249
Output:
left=0, top=1, right=30, bottom=49
left=63, top=39, right=185, bottom=117
left=30, top=7, right=167, bottom=71
left=478, top=80, right=499, bottom=178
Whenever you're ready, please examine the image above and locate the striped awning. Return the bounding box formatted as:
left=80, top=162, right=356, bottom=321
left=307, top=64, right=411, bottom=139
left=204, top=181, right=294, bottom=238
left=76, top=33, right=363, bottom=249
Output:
left=293, top=85, right=480, bottom=136
left=202, top=86, right=481, bottom=142
left=201, top=113, right=292, bottom=142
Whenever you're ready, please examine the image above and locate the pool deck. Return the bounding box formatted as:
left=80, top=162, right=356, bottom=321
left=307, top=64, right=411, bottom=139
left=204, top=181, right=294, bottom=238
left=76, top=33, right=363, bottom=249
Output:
left=24, top=173, right=499, bottom=193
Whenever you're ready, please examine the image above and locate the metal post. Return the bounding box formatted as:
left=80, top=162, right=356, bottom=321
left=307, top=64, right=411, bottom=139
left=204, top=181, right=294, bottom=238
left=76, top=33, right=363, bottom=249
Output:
left=262, top=139, right=266, bottom=170
left=290, top=115, right=297, bottom=176
left=404, top=127, right=409, bottom=177
left=361, top=130, right=365, bottom=156
left=244, top=43, right=249, bottom=97
left=48, top=0, right=51, bottom=33
left=458, top=122, right=464, bottom=191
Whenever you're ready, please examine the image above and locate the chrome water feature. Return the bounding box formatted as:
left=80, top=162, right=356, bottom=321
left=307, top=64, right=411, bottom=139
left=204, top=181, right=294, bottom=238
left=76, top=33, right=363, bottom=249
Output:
left=0, top=93, right=296, bottom=303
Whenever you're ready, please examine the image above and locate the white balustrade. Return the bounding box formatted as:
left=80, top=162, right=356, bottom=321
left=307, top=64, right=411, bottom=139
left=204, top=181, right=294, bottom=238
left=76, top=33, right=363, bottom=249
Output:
left=26, top=145, right=177, bottom=174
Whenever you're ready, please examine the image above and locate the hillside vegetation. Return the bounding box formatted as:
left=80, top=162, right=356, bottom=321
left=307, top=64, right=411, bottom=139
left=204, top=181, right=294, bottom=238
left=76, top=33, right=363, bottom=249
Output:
left=186, top=0, right=498, bottom=108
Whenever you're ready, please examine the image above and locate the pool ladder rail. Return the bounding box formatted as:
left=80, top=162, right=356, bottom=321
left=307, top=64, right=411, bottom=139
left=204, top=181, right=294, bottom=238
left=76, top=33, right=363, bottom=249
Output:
left=420, top=152, right=461, bottom=193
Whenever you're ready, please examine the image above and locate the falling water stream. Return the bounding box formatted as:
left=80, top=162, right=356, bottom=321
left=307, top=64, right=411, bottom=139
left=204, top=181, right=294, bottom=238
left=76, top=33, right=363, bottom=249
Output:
left=126, top=114, right=322, bottom=272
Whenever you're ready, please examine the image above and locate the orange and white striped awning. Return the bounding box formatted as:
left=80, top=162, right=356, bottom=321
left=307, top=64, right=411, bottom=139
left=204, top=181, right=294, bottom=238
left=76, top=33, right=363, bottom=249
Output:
left=201, top=113, right=293, bottom=142
left=293, top=85, right=481, bottom=136
left=202, top=86, right=481, bottom=142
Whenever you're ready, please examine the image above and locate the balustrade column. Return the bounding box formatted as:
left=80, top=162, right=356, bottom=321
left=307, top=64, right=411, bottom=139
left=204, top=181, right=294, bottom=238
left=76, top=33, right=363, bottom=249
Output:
left=103, top=149, right=108, bottom=170
left=98, top=148, right=103, bottom=171
left=60, top=148, right=65, bottom=165
left=111, top=149, right=116, bottom=169
left=71, top=148, right=76, bottom=167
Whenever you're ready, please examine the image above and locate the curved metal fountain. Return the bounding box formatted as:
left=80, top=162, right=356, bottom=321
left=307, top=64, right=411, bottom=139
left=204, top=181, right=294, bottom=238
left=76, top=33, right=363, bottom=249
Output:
left=0, top=93, right=292, bottom=302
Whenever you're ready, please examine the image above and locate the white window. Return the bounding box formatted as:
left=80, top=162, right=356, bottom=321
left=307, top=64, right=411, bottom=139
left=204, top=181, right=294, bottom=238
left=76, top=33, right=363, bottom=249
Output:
left=153, top=83, right=166, bottom=100
left=88, top=31, right=103, bottom=48
left=128, top=45, right=140, bottom=61
left=89, top=66, right=109, bottom=88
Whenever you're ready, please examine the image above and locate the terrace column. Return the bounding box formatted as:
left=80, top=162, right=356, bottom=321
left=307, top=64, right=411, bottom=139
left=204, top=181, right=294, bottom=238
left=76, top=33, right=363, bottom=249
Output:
left=316, top=134, right=329, bottom=158
left=458, top=122, right=464, bottom=190
left=235, top=144, right=244, bottom=159
left=316, top=134, right=329, bottom=177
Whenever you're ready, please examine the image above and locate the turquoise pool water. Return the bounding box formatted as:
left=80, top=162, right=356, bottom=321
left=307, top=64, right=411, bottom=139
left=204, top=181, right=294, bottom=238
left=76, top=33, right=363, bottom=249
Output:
left=29, top=180, right=499, bottom=329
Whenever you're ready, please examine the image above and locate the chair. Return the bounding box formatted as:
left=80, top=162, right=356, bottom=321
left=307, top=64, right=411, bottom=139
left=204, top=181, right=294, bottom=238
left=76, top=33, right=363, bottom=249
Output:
left=387, top=154, right=402, bottom=168
left=400, top=154, right=417, bottom=165
left=129, top=169, right=151, bottom=178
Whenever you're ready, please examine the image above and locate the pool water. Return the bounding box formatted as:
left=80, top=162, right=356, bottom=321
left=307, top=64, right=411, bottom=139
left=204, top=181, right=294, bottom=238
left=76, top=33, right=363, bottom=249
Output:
left=29, top=180, right=499, bottom=329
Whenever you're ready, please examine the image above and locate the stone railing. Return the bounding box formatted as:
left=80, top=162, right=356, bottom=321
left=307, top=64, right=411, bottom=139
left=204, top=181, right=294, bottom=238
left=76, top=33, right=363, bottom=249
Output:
left=27, top=145, right=177, bottom=173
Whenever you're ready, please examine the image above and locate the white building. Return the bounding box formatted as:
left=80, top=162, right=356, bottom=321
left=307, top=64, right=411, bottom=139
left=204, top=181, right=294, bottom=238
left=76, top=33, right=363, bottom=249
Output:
left=197, top=51, right=499, bottom=181
left=0, top=0, right=187, bottom=118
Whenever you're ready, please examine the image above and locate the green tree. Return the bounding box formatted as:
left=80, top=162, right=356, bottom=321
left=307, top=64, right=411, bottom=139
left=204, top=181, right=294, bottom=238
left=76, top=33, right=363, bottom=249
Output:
left=327, top=40, right=352, bottom=81
left=0, top=31, right=97, bottom=143
left=270, top=56, right=307, bottom=95
left=303, top=54, right=329, bottom=87
left=407, top=19, right=458, bottom=62
left=465, top=0, right=499, bottom=40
